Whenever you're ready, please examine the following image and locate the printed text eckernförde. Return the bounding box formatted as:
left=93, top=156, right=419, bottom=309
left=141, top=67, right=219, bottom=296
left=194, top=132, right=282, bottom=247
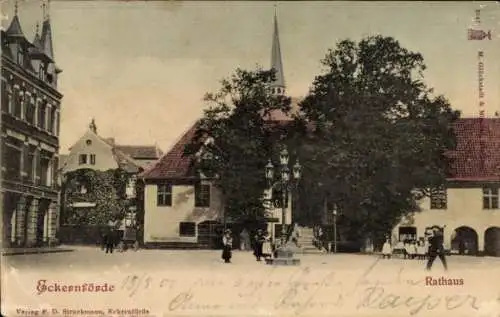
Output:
left=36, top=280, right=115, bottom=295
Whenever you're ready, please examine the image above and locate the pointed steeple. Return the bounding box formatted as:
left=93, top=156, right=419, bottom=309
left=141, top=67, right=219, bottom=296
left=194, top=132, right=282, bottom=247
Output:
left=270, top=6, right=285, bottom=95
left=6, top=0, right=25, bottom=37
left=40, top=0, right=55, bottom=60
left=33, top=22, right=43, bottom=49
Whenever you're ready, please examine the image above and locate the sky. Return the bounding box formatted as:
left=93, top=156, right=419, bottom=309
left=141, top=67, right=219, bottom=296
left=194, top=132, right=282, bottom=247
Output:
left=2, top=1, right=500, bottom=154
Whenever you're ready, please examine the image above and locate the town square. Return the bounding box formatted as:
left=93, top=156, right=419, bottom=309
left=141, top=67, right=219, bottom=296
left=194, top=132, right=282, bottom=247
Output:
left=2, top=0, right=500, bottom=316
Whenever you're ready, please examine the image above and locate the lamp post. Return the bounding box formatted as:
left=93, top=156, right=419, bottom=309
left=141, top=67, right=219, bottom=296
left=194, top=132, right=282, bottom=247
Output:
left=265, top=147, right=302, bottom=263
left=332, top=206, right=338, bottom=253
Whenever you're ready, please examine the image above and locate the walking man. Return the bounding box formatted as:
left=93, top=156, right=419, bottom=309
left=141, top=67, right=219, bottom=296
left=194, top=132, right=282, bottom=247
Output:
left=426, top=227, right=448, bottom=271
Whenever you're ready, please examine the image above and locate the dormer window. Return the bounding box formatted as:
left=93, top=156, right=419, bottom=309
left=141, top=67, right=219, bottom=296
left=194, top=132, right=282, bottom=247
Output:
left=39, top=64, right=46, bottom=81
left=17, top=49, right=24, bottom=66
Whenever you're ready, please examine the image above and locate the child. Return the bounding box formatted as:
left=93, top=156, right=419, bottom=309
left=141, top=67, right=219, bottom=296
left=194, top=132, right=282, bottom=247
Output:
left=404, top=240, right=414, bottom=259
left=382, top=238, right=392, bottom=259
left=416, top=240, right=426, bottom=260
left=411, top=240, right=418, bottom=259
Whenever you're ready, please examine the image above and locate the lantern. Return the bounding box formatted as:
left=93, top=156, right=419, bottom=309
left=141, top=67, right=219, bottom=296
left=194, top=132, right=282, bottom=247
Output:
left=265, top=160, right=274, bottom=181
left=279, top=147, right=289, bottom=166
left=292, top=160, right=302, bottom=180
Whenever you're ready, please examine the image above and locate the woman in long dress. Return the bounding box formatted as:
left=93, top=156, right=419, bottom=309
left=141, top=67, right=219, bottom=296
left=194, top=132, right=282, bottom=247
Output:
left=382, top=238, right=392, bottom=259
left=262, top=232, right=273, bottom=259
left=222, top=229, right=233, bottom=263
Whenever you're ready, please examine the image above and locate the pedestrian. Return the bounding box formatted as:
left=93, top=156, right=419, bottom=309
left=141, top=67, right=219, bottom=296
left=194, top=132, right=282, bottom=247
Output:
left=239, top=228, right=250, bottom=251
left=105, top=230, right=114, bottom=254
left=253, top=229, right=265, bottom=261
left=426, top=227, right=448, bottom=271
left=221, top=229, right=233, bottom=263
left=382, top=237, right=392, bottom=259
left=416, top=239, right=426, bottom=260
left=291, top=223, right=301, bottom=247
left=262, top=232, right=273, bottom=259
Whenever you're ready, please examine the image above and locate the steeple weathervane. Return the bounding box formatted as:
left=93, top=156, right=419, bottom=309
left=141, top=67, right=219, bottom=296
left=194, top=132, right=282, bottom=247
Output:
left=14, top=0, right=18, bottom=16
left=89, top=118, right=97, bottom=134
left=270, top=5, right=285, bottom=95
left=42, top=1, right=46, bottom=20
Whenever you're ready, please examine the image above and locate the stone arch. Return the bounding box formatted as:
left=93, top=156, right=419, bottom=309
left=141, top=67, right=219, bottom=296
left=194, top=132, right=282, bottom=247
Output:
left=484, top=227, right=500, bottom=257
left=451, top=226, right=478, bottom=255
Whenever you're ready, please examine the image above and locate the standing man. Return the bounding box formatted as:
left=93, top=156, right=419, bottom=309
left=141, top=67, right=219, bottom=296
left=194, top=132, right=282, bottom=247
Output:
left=253, top=229, right=265, bottom=261
left=105, top=230, right=115, bottom=254
left=426, top=227, right=448, bottom=271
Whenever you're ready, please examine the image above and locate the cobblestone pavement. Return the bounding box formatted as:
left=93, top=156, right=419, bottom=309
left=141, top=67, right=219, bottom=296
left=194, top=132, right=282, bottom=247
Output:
left=3, top=248, right=500, bottom=317
left=3, top=246, right=500, bottom=272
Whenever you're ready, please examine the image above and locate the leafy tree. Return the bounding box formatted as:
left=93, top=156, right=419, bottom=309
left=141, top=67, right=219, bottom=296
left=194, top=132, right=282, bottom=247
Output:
left=62, top=169, right=130, bottom=226
left=295, top=36, right=460, bottom=247
left=184, top=68, right=292, bottom=224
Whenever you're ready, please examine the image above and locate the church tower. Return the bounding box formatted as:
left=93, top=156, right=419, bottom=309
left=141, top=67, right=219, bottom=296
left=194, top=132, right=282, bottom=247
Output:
left=270, top=8, right=285, bottom=96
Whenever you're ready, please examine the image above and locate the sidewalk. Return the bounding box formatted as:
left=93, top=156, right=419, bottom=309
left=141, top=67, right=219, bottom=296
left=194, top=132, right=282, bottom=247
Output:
left=1, top=246, right=75, bottom=256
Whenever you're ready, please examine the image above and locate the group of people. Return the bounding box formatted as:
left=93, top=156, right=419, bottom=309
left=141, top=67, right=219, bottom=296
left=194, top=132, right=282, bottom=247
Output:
left=383, top=239, right=429, bottom=260
left=381, top=227, right=448, bottom=270
left=221, top=228, right=275, bottom=263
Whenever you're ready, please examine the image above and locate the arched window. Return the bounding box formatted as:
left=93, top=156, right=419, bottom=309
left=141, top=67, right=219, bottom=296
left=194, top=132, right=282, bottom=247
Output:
left=17, top=49, right=24, bottom=66
left=13, top=90, right=22, bottom=118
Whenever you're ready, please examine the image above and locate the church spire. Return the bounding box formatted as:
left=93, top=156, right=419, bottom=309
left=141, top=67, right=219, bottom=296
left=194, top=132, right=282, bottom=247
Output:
left=41, top=0, right=55, bottom=60
left=6, top=0, right=25, bottom=37
left=270, top=6, right=285, bottom=95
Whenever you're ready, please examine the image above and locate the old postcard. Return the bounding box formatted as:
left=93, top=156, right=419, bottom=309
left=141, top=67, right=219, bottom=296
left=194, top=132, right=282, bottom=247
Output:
left=1, top=1, right=500, bottom=316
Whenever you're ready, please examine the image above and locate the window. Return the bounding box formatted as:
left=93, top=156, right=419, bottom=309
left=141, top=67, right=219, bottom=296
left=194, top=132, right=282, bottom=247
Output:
left=90, top=154, right=96, bottom=165
left=483, top=187, right=499, bottom=209
left=1, top=82, right=10, bottom=113
left=430, top=187, right=447, bottom=209
left=13, top=91, right=22, bottom=118
left=37, top=103, right=45, bottom=129
left=17, top=49, right=24, bottom=66
left=86, top=139, right=92, bottom=146
left=49, top=106, right=56, bottom=134
left=78, top=154, right=87, bottom=165
left=39, top=64, right=45, bottom=81
left=179, top=222, right=196, bottom=237
left=157, top=184, right=172, bottom=206
left=45, top=106, right=51, bottom=131
left=398, top=226, right=417, bottom=242
left=26, top=146, right=36, bottom=183
left=4, top=139, right=22, bottom=180
left=195, top=183, right=210, bottom=207
left=40, top=157, right=50, bottom=186
left=25, top=101, right=35, bottom=124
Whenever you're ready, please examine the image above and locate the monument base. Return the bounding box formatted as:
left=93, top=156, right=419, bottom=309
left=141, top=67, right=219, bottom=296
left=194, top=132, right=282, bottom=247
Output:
left=265, top=245, right=301, bottom=266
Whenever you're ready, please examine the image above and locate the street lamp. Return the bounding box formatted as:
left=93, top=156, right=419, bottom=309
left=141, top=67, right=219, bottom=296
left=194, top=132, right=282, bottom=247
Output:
left=332, top=206, right=338, bottom=253
left=265, top=146, right=301, bottom=260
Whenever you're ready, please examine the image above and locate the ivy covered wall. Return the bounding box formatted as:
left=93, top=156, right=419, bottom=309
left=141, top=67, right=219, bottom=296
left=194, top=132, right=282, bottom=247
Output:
left=61, top=168, right=138, bottom=226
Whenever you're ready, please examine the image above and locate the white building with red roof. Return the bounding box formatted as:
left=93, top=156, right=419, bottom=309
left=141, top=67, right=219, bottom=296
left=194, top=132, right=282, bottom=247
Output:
left=139, top=11, right=298, bottom=247
left=393, top=118, right=500, bottom=256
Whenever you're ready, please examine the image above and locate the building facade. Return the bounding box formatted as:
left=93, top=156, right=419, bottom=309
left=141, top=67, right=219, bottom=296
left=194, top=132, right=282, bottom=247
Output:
left=393, top=118, right=500, bottom=256
left=58, top=119, right=161, bottom=232
left=139, top=11, right=295, bottom=247
left=1, top=8, right=63, bottom=248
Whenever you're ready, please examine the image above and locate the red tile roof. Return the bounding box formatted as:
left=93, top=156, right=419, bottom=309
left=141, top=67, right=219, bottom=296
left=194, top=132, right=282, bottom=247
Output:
left=141, top=117, right=500, bottom=182
left=448, top=118, right=500, bottom=181
left=115, top=145, right=163, bottom=159
left=140, top=123, right=200, bottom=180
